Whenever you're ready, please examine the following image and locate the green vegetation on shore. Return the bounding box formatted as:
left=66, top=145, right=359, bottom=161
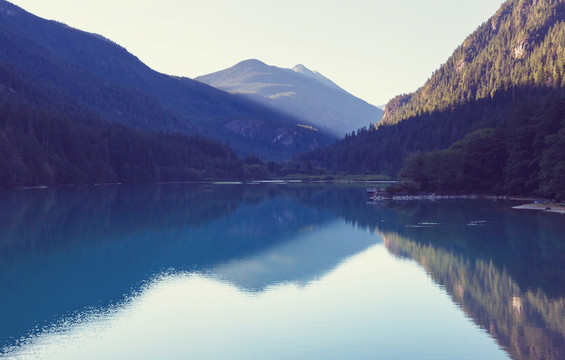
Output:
left=397, top=95, right=565, bottom=199
left=297, top=0, right=565, bottom=199
left=282, top=174, right=393, bottom=182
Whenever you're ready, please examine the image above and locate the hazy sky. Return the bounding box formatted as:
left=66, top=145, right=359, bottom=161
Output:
left=10, top=0, right=505, bottom=106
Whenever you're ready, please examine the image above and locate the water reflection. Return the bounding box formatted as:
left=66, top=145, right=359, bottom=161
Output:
left=2, top=236, right=509, bottom=360
left=0, top=184, right=563, bottom=359
left=0, top=184, right=345, bottom=348
left=369, top=202, right=565, bottom=360
left=294, top=194, right=565, bottom=359
left=213, top=220, right=377, bottom=291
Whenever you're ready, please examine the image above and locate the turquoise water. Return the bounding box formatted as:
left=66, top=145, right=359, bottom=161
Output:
left=1, top=184, right=564, bottom=359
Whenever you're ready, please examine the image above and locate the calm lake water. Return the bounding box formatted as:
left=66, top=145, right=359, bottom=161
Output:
left=1, top=183, right=564, bottom=360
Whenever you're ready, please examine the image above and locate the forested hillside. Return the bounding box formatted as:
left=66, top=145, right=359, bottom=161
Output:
left=382, top=0, right=565, bottom=125
left=0, top=94, right=244, bottom=188
left=397, top=95, right=565, bottom=198
left=0, top=1, right=333, bottom=160
left=300, top=0, right=565, bottom=198
left=0, top=55, right=327, bottom=188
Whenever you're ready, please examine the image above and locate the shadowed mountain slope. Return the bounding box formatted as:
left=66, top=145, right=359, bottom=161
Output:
left=0, top=1, right=333, bottom=160
left=197, top=59, right=383, bottom=137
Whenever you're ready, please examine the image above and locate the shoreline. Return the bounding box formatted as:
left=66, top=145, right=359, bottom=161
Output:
left=366, top=191, right=565, bottom=215
left=368, top=193, right=511, bottom=202
left=512, top=203, right=565, bottom=215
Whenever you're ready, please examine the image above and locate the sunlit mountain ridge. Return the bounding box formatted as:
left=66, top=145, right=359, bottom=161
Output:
left=197, top=59, right=383, bottom=137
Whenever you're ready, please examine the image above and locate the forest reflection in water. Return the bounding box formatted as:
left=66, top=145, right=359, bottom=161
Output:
left=372, top=201, right=565, bottom=360
left=0, top=183, right=563, bottom=359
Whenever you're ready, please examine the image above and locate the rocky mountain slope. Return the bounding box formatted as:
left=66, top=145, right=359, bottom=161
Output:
left=197, top=59, right=383, bottom=137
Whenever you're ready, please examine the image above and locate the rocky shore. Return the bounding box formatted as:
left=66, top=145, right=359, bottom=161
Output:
left=512, top=203, right=565, bottom=215
left=366, top=189, right=565, bottom=215
left=367, top=192, right=509, bottom=202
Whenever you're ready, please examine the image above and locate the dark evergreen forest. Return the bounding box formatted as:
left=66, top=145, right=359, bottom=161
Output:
left=397, top=94, right=565, bottom=199
left=299, top=0, right=565, bottom=199
left=0, top=94, right=245, bottom=188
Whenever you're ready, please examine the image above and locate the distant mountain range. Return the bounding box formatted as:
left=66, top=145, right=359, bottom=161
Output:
left=197, top=59, right=383, bottom=137
left=0, top=0, right=333, bottom=160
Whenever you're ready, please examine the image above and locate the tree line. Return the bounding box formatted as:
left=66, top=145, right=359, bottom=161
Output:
left=0, top=95, right=333, bottom=188
left=0, top=95, right=248, bottom=188
left=397, top=95, right=565, bottom=199
left=297, top=0, right=565, bottom=199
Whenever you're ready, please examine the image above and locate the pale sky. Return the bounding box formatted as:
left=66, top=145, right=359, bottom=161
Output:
left=9, top=0, right=505, bottom=106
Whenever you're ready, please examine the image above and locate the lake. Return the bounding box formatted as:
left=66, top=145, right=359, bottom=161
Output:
left=1, top=183, right=564, bottom=360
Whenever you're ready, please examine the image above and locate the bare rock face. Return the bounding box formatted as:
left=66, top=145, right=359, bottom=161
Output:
left=222, top=117, right=330, bottom=157
left=291, top=64, right=345, bottom=93
left=456, top=58, right=466, bottom=73
left=225, top=119, right=265, bottom=140
left=491, top=19, right=499, bottom=33
left=224, top=119, right=295, bottom=146
left=382, top=94, right=413, bottom=122
left=513, top=37, right=531, bottom=59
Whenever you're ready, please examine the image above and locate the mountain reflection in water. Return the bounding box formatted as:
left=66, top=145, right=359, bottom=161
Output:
left=0, top=184, right=563, bottom=359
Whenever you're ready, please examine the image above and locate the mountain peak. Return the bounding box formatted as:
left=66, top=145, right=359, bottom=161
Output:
left=292, top=64, right=310, bottom=73
left=291, top=64, right=344, bottom=92
left=197, top=60, right=383, bottom=137
left=234, top=59, right=268, bottom=69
